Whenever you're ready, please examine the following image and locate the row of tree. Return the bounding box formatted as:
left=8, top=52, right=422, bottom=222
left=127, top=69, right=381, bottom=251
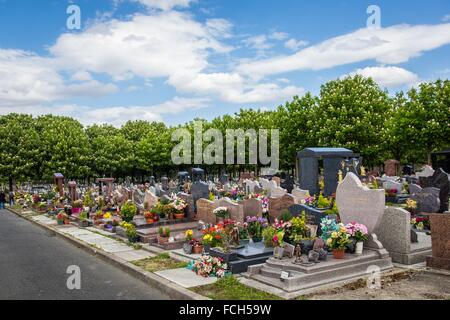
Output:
left=0, top=76, right=449, bottom=186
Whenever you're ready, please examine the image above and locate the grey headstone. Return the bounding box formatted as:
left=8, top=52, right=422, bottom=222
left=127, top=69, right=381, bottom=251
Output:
left=419, top=168, right=449, bottom=213
left=191, top=181, right=210, bottom=212
left=410, top=187, right=441, bottom=213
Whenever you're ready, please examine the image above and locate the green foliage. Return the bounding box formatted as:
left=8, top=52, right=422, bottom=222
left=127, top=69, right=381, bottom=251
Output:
left=317, top=194, right=331, bottom=209
left=262, top=226, right=277, bottom=247
left=120, top=201, right=137, bottom=222
left=278, top=210, right=293, bottom=222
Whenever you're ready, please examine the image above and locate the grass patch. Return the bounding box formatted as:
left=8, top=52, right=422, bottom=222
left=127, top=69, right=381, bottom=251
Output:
left=132, top=253, right=188, bottom=272
left=191, top=276, right=282, bottom=300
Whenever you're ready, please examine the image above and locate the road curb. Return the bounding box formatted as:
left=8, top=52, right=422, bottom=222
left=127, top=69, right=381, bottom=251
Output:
left=6, top=208, right=209, bottom=301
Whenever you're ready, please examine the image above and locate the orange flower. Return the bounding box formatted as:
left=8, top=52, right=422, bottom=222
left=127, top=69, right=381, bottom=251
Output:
left=215, top=235, right=221, bottom=240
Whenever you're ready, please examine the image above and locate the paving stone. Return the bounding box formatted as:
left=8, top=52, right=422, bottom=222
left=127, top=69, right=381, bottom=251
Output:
left=114, top=250, right=155, bottom=262
left=155, top=268, right=218, bottom=288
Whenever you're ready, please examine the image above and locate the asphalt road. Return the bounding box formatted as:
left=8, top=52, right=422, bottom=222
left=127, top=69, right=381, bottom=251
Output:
left=0, top=209, right=169, bottom=300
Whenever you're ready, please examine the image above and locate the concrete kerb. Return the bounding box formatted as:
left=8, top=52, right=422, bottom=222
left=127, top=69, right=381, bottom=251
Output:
left=6, top=208, right=208, bottom=301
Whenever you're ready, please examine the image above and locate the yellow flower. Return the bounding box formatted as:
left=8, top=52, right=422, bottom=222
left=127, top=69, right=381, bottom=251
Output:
left=103, top=213, right=112, bottom=219
left=326, top=238, right=332, bottom=245
left=185, top=230, right=193, bottom=237
left=331, top=232, right=338, bottom=238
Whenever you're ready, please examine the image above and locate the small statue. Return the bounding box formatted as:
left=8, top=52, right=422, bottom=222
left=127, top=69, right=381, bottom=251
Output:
left=230, top=226, right=240, bottom=246
left=360, top=166, right=366, bottom=176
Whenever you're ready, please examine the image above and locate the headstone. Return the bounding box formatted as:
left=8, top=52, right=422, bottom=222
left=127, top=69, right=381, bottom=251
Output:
left=269, top=194, right=296, bottom=220
left=149, top=176, right=156, bottom=187
left=416, top=165, right=435, bottom=179
left=177, top=192, right=195, bottom=219
left=270, top=181, right=287, bottom=198
left=219, top=174, right=229, bottom=186
left=409, top=184, right=422, bottom=195
left=161, top=177, right=169, bottom=191
left=336, top=173, right=385, bottom=235
left=384, top=159, right=400, bottom=177
left=196, top=198, right=217, bottom=225
left=245, top=180, right=260, bottom=194
left=375, top=207, right=431, bottom=264
left=243, top=198, right=263, bottom=218
left=191, top=181, right=209, bottom=212
left=283, top=243, right=295, bottom=258
left=410, top=187, right=441, bottom=213
left=259, top=178, right=271, bottom=191
left=419, top=168, right=450, bottom=213
left=383, top=180, right=403, bottom=194
left=426, top=214, right=450, bottom=270
left=143, top=190, right=158, bottom=210
left=272, top=176, right=281, bottom=187
left=291, top=187, right=309, bottom=203
left=68, top=181, right=77, bottom=203
left=192, top=168, right=205, bottom=183
left=254, top=185, right=264, bottom=194
left=288, top=204, right=333, bottom=236
left=217, top=197, right=244, bottom=223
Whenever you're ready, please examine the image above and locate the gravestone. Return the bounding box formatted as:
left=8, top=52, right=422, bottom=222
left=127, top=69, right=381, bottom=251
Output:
left=219, top=174, right=229, bottom=186
left=192, top=168, right=205, bottom=183
left=409, top=184, right=422, bottom=195
left=149, top=176, right=156, bottom=187
left=288, top=204, right=334, bottom=236
left=336, top=172, right=387, bottom=254
left=272, top=176, right=281, bottom=187
left=384, top=159, right=400, bottom=177
left=196, top=198, right=217, bottom=225
left=383, top=180, right=403, bottom=194
left=259, top=178, right=271, bottom=191
left=426, top=214, right=450, bottom=270
left=270, top=181, right=287, bottom=198
left=375, top=207, right=431, bottom=264
left=245, top=180, right=259, bottom=194
left=243, top=198, right=263, bottom=218
left=280, top=175, right=294, bottom=194
left=419, top=168, right=450, bottom=213
left=53, top=173, right=65, bottom=197
left=161, top=177, right=169, bottom=191
left=291, top=187, right=309, bottom=203
left=416, top=165, right=434, bottom=179
left=269, top=194, right=295, bottom=220
left=410, top=187, right=441, bottom=213
left=217, top=198, right=244, bottom=223
left=177, top=192, right=195, bottom=219
left=143, top=190, right=158, bottom=210
left=191, top=181, right=209, bottom=212
left=68, top=181, right=77, bottom=203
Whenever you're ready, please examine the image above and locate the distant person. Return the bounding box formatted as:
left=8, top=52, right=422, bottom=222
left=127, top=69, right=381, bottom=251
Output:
left=8, top=190, right=14, bottom=207
left=0, top=191, right=6, bottom=210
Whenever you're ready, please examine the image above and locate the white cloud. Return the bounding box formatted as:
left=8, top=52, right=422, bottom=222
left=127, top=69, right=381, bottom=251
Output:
left=284, top=38, right=309, bottom=51
left=243, top=35, right=272, bottom=51
left=347, top=66, right=420, bottom=88
left=0, top=97, right=209, bottom=127
left=238, top=23, right=450, bottom=78
left=0, top=49, right=116, bottom=107
left=134, top=0, right=195, bottom=11
left=269, top=31, right=289, bottom=41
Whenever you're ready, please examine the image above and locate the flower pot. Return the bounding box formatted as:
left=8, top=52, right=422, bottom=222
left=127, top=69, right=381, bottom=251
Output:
left=174, top=213, right=185, bottom=220
left=146, top=218, right=154, bottom=224
left=346, top=240, right=356, bottom=254
left=158, top=236, right=169, bottom=245
left=192, top=245, right=204, bottom=254
left=355, top=242, right=364, bottom=255
left=57, top=220, right=64, bottom=225
left=332, top=249, right=346, bottom=259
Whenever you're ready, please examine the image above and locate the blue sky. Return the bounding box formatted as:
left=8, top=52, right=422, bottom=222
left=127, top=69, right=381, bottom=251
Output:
left=0, top=0, right=449, bottom=126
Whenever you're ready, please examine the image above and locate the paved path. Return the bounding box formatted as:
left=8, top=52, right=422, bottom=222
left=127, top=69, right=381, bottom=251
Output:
left=0, top=209, right=169, bottom=300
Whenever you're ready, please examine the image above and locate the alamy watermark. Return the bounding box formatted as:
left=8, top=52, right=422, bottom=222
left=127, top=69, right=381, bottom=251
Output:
left=171, top=121, right=279, bottom=171
left=67, top=4, right=81, bottom=30
left=366, top=265, right=382, bottom=290
left=66, top=265, right=81, bottom=290
left=367, top=5, right=381, bottom=29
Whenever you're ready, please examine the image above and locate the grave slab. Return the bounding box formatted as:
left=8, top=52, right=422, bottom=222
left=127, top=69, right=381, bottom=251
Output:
left=155, top=268, right=218, bottom=288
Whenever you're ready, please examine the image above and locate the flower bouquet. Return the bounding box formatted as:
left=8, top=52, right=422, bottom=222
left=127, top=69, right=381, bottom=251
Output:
left=345, top=222, right=369, bottom=254
left=188, top=255, right=228, bottom=278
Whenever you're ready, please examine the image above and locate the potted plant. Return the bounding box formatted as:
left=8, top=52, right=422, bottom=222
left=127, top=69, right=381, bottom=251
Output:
left=262, top=226, right=277, bottom=248
left=170, top=196, right=187, bottom=219
left=158, top=227, right=171, bottom=244
left=406, top=199, right=417, bottom=215
left=56, top=212, right=67, bottom=225
left=183, top=229, right=194, bottom=254
left=345, top=222, right=369, bottom=255
left=273, top=231, right=285, bottom=259
left=121, top=222, right=139, bottom=243
left=144, top=211, right=155, bottom=224
left=78, top=212, right=89, bottom=228
left=120, top=201, right=137, bottom=222
left=192, top=239, right=204, bottom=254
left=72, top=200, right=83, bottom=214
left=213, top=207, right=230, bottom=222
left=245, top=216, right=268, bottom=243
left=326, top=224, right=351, bottom=259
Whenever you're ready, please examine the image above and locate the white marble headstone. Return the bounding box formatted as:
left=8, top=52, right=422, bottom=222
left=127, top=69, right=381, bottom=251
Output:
left=336, top=172, right=385, bottom=234
left=416, top=165, right=435, bottom=178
